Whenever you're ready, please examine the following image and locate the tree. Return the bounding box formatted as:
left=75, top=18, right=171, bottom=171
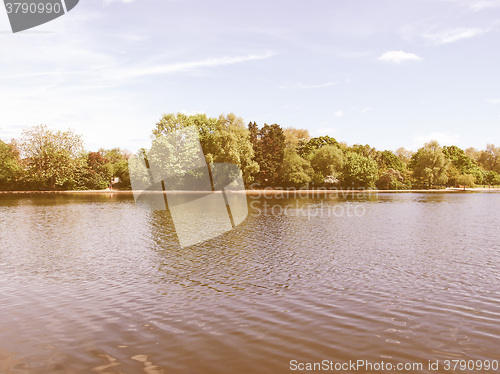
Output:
left=213, top=114, right=259, bottom=183
left=348, top=144, right=378, bottom=159
left=0, top=140, right=23, bottom=190
left=99, top=148, right=131, bottom=189
left=484, top=170, right=500, bottom=188
left=477, top=144, right=500, bottom=173
left=395, top=147, right=414, bottom=165
left=376, top=168, right=409, bottom=190
left=443, top=145, right=484, bottom=185
left=299, top=135, right=340, bottom=157
left=280, top=149, right=312, bottom=187
left=457, top=174, right=476, bottom=190
left=409, top=141, right=450, bottom=188
left=250, top=123, right=286, bottom=186
left=465, top=147, right=481, bottom=163
left=153, top=113, right=258, bottom=185
left=446, top=164, right=462, bottom=187
left=378, top=150, right=405, bottom=173
left=284, top=127, right=311, bottom=148
left=341, top=151, right=378, bottom=188
left=309, top=145, right=343, bottom=184
left=77, top=151, right=113, bottom=190
left=376, top=150, right=410, bottom=189
left=19, top=125, right=84, bottom=190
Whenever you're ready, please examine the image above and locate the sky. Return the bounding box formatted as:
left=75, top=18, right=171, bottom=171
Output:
left=0, top=0, right=499, bottom=153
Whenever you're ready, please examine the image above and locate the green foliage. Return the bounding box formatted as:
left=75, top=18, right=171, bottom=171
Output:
left=395, top=147, right=414, bottom=165
left=309, top=145, right=343, bottom=184
left=409, top=141, right=450, bottom=189
left=113, top=159, right=131, bottom=189
left=443, top=145, right=484, bottom=184
left=342, top=151, right=378, bottom=188
left=0, top=140, right=23, bottom=190
left=457, top=174, right=476, bottom=189
left=348, top=144, right=378, bottom=159
left=299, top=136, right=340, bottom=157
left=78, top=151, right=112, bottom=190
left=280, top=149, right=312, bottom=187
left=378, top=150, right=406, bottom=173
left=154, top=113, right=258, bottom=185
left=477, top=144, right=500, bottom=173
left=284, top=127, right=311, bottom=148
left=376, top=169, right=410, bottom=190
left=1, top=119, right=498, bottom=192
left=249, top=123, right=286, bottom=186
left=484, top=170, right=500, bottom=187
left=19, top=125, right=84, bottom=190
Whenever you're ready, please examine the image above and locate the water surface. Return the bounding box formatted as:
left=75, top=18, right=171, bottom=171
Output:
left=0, top=192, right=499, bottom=373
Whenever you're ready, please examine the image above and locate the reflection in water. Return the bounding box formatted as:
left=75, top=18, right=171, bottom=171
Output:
left=0, top=192, right=499, bottom=373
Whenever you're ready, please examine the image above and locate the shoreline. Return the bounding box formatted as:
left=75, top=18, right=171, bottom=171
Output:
left=1, top=188, right=500, bottom=194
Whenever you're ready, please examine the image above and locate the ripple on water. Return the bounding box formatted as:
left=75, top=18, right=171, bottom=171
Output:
left=0, top=193, right=499, bottom=373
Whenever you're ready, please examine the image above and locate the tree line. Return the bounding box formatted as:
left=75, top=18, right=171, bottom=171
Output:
left=1, top=113, right=500, bottom=191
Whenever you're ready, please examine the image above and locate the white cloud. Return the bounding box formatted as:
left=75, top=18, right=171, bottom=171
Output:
left=435, top=0, right=500, bottom=11
left=279, top=81, right=339, bottom=89
left=377, top=51, right=422, bottom=64
left=2, top=51, right=277, bottom=84
left=455, top=0, right=500, bottom=11
left=107, top=51, right=277, bottom=81
left=487, top=98, right=500, bottom=104
left=412, top=132, right=460, bottom=149
left=361, top=107, right=372, bottom=113
left=334, top=111, right=343, bottom=118
left=468, top=0, right=500, bottom=10
left=422, top=27, right=488, bottom=44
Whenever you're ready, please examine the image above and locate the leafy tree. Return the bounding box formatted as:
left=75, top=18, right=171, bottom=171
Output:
left=484, top=170, right=500, bottom=188
left=375, top=150, right=411, bottom=189
left=153, top=113, right=258, bottom=184
left=249, top=123, right=286, bottom=186
left=378, top=150, right=405, bottom=173
left=446, top=164, right=462, bottom=187
left=409, top=141, right=450, bottom=188
left=395, top=147, right=414, bottom=165
left=0, top=140, right=23, bottom=190
left=443, top=145, right=484, bottom=184
left=99, top=148, right=131, bottom=189
left=284, top=127, right=311, bottom=148
left=309, top=145, right=343, bottom=184
left=78, top=151, right=112, bottom=190
left=248, top=121, right=259, bottom=146
left=213, top=114, right=259, bottom=183
left=465, top=147, right=481, bottom=163
left=299, top=135, right=340, bottom=157
left=477, top=144, right=500, bottom=173
left=348, top=144, right=378, bottom=159
left=457, top=174, right=476, bottom=190
left=280, top=149, right=312, bottom=187
left=19, top=125, right=84, bottom=190
left=341, top=151, right=378, bottom=188
left=376, top=168, right=409, bottom=190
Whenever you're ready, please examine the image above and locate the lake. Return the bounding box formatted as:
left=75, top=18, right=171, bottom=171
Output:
left=0, top=192, right=499, bottom=373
